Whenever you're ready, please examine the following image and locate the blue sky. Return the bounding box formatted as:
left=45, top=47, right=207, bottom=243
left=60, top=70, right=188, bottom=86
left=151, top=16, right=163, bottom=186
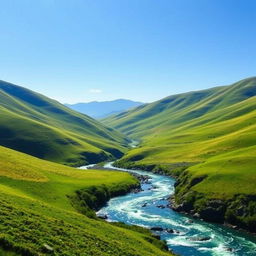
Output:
left=0, top=0, right=255, bottom=103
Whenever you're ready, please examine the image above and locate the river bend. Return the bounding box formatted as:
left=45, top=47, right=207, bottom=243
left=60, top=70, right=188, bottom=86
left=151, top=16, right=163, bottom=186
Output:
left=97, top=163, right=256, bottom=256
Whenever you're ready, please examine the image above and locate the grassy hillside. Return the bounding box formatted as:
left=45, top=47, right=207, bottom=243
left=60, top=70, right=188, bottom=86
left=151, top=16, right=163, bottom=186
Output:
left=0, top=145, right=173, bottom=256
left=0, top=80, right=129, bottom=166
left=105, top=77, right=256, bottom=231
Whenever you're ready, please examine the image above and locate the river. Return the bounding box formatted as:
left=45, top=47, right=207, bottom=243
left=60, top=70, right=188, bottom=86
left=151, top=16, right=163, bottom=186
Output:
left=97, top=162, right=256, bottom=256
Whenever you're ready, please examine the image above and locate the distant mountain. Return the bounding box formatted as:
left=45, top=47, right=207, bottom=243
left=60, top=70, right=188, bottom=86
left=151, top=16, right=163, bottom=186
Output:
left=0, top=80, right=129, bottom=166
left=65, top=99, right=144, bottom=119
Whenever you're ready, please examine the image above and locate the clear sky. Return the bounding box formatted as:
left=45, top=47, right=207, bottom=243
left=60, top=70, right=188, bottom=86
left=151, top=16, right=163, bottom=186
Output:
left=0, top=0, right=255, bottom=103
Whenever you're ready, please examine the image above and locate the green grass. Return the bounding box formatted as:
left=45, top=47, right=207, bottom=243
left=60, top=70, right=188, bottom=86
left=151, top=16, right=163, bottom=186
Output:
left=187, top=146, right=256, bottom=197
left=0, top=145, right=173, bottom=256
left=106, top=77, right=256, bottom=230
left=0, top=80, right=129, bottom=166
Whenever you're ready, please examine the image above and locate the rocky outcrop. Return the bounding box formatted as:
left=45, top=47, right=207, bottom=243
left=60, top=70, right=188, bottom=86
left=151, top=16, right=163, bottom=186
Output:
left=172, top=185, right=256, bottom=233
left=199, top=200, right=226, bottom=222
left=132, top=174, right=152, bottom=184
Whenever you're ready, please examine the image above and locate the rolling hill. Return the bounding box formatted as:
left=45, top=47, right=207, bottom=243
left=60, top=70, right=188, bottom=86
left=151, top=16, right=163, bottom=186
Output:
left=0, top=80, right=129, bottom=166
left=104, top=77, right=256, bottom=231
left=0, top=145, right=172, bottom=256
left=66, top=99, right=143, bottom=119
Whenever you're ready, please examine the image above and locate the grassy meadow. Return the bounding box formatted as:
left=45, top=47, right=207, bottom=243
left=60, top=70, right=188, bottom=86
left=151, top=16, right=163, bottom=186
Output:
left=0, top=145, right=173, bottom=256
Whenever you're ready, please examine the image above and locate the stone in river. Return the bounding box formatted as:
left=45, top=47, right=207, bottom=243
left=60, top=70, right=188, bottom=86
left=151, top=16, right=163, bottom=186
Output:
left=156, top=205, right=166, bottom=209
left=166, top=228, right=174, bottom=233
left=150, top=227, right=164, bottom=232
left=188, top=236, right=211, bottom=241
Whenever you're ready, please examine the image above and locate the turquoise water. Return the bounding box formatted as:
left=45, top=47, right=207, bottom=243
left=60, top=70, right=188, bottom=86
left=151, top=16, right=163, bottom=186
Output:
left=98, top=163, right=256, bottom=256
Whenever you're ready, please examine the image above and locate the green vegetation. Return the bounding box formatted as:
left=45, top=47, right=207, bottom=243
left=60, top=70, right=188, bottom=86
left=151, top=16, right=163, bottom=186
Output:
left=105, top=77, right=256, bottom=231
left=0, top=80, right=129, bottom=166
left=2, top=76, right=255, bottom=254
left=0, top=145, right=173, bottom=256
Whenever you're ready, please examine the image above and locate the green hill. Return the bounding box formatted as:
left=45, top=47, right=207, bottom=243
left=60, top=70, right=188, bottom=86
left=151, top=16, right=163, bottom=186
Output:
left=0, top=145, right=172, bottom=256
left=0, top=80, right=129, bottom=166
left=104, top=77, right=256, bottom=231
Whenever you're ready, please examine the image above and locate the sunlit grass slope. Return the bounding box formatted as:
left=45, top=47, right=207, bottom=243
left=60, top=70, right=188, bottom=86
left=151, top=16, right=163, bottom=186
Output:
left=0, top=80, right=129, bottom=166
left=0, top=145, right=172, bottom=256
left=105, top=77, right=256, bottom=231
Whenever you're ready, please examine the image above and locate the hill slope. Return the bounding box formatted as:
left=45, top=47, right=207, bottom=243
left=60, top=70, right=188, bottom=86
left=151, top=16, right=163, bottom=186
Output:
left=0, top=80, right=129, bottom=166
left=66, top=99, right=143, bottom=119
left=0, top=145, right=172, bottom=256
left=104, top=77, right=256, bottom=231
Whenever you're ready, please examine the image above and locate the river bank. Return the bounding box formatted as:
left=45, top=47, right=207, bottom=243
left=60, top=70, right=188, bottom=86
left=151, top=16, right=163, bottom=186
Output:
left=98, top=162, right=256, bottom=256
left=113, top=160, right=256, bottom=235
left=76, top=163, right=173, bottom=254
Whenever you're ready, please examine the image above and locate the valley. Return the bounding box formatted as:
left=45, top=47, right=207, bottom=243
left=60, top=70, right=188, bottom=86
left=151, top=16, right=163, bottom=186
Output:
left=104, top=77, right=256, bottom=233
left=1, top=1, right=255, bottom=255
left=0, top=77, right=256, bottom=255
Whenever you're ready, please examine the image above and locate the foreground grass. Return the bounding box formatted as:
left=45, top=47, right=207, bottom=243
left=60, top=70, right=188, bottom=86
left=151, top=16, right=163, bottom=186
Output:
left=0, top=146, right=172, bottom=256
left=109, top=77, right=256, bottom=231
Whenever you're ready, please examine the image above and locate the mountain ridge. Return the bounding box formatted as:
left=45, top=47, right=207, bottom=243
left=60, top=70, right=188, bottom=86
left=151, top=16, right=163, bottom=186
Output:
left=66, top=99, right=143, bottom=119
left=0, top=80, right=128, bottom=166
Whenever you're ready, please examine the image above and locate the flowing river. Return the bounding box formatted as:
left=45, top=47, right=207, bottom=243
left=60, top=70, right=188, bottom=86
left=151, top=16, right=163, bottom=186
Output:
left=97, top=162, right=256, bottom=256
